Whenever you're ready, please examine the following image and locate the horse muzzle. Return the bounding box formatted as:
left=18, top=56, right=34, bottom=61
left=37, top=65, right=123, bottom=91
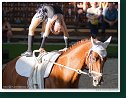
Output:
left=92, top=76, right=104, bottom=87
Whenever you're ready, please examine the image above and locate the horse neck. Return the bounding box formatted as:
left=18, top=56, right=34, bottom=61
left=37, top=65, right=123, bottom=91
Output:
left=61, top=40, right=92, bottom=72
left=52, top=40, right=92, bottom=87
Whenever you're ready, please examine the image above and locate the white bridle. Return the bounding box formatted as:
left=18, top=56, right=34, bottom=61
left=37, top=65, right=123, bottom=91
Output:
left=85, top=36, right=112, bottom=86
left=86, top=36, right=112, bottom=78
left=86, top=45, right=107, bottom=77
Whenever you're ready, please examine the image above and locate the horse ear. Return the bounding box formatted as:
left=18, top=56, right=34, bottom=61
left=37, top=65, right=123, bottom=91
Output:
left=91, top=36, right=98, bottom=46
left=91, top=36, right=95, bottom=46
left=103, top=36, right=112, bottom=48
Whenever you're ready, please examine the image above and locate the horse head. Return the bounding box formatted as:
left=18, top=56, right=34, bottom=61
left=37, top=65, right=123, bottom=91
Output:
left=86, top=36, right=112, bottom=86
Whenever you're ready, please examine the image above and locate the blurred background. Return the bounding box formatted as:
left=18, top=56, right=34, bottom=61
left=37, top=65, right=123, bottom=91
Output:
left=2, top=2, right=118, bottom=64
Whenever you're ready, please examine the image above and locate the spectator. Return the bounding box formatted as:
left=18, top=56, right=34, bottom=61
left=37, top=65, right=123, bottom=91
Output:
left=86, top=2, right=101, bottom=38
left=98, top=2, right=108, bottom=36
left=102, top=2, right=118, bottom=30
left=2, top=17, right=13, bottom=43
left=82, top=2, right=90, bottom=12
left=77, top=8, right=84, bottom=26
left=15, top=17, right=22, bottom=24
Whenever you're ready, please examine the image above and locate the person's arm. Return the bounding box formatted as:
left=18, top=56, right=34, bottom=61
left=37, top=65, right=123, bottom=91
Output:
left=112, top=10, right=118, bottom=25
left=39, top=18, right=56, bottom=52
left=60, top=15, right=69, bottom=37
left=2, top=22, right=11, bottom=31
left=82, top=2, right=87, bottom=11
left=86, top=12, right=93, bottom=20
left=103, top=17, right=111, bottom=24
left=110, top=18, right=118, bottom=26
left=102, top=2, right=108, bottom=9
left=60, top=15, right=69, bottom=48
left=6, top=22, right=12, bottom=31
left=113, top=18, right=118, bottom=24
left=103, top=7, right=111, bottom=25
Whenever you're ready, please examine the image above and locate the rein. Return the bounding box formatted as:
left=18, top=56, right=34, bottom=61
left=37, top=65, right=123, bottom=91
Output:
left=43, top=59, right=104, bottom=77
left=43, top=59, right=93, bottom=77
left=33, top=50, right=118, bottom=78
left=32, top=50, right=101, bottom=78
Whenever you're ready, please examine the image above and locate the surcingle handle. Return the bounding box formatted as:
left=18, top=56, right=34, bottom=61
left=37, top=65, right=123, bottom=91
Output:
left=33, top=50, right=41, bottom=63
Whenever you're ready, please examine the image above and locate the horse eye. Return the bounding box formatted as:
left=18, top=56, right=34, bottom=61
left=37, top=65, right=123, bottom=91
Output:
left=92, top=57, right=96, bottom=62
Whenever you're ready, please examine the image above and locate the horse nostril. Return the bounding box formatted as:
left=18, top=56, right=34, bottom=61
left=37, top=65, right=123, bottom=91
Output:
left=94, top=80, right=97, bottom=82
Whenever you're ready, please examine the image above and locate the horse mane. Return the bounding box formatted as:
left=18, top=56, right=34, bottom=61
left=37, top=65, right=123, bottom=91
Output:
left=62, top=38, right=91, bottom=55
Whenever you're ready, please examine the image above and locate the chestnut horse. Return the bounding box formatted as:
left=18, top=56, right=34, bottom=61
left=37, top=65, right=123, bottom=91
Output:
left=2, top=37, right=111, bottom=88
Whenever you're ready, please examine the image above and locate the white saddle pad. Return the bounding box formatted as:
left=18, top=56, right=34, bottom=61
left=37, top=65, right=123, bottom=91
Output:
left=16, top=51, right=61, bottom=78
left=15, top=56, right=36, bottom=77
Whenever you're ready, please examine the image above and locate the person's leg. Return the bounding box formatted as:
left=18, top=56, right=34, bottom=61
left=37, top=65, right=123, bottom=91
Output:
left=21, top=14, right=41, bottom=56
left=88, top=22, right=92, bottom=37
left=29, top=14, right=42, bottom=36
left=100, top=21, right=106, bottom=40
left=7, top=30, right=13, bottom=43
left=88, top=22, right=98, bottom=38
left=112, top=21, right=118, bottom=29
left=92, top=25, right=98, bottom=38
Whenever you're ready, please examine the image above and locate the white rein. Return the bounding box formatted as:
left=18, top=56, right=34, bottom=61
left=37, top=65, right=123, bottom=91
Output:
left=33, top=50, right=92, bottom=77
